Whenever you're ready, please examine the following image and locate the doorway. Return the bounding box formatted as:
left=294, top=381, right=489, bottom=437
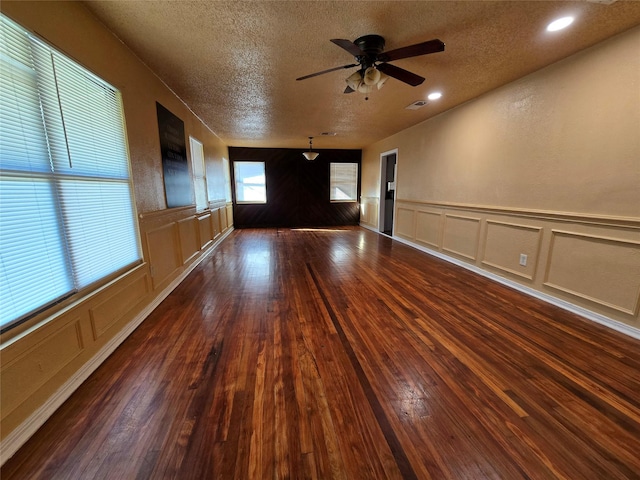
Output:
left=379, top=150, right=397, bottom=236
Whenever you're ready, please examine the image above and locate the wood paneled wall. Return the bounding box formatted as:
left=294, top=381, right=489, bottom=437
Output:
left=388, top=199, right=640, bottom=330
left=229, top=147, right=361, bottom=228
left=0, top=202, right=234, bottom=463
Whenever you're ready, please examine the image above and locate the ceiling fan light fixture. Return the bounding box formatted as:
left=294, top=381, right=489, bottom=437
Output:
left=346, top=70, right=363, bottom=90
left=303, top=136, right=319, bottom=161
left=377, top=72, right=389, bottom=90
left=363, top=66, right=381, bottom=85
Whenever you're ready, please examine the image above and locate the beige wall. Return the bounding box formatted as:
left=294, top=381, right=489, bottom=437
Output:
left=361, top=27, right=640, bottom=329
left=0, top=1, right=233, bottom=457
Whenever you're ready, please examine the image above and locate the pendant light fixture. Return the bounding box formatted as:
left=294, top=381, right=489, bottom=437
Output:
left=302, top=136, right=319, bottom=161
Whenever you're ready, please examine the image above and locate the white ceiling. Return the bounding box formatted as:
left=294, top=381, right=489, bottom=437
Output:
left=84, top=1, right=640, bottom=149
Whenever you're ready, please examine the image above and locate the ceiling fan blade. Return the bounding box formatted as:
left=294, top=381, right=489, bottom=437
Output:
left=344, top=86, right=355, bottom=94
left=376, top=62, right=425, bottom=86
left=378, top=39, right=445, bottom=62
left=330, top=38, right=363, bottom=57
left=296, top=63, right=358, bottom=81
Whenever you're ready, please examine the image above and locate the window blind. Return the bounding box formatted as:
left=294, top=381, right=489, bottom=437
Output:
left=189, top=136, right=207, bottom=211
left=0, top=14, right=140, bottom=330
left=330, top=163, right=358, bottom=202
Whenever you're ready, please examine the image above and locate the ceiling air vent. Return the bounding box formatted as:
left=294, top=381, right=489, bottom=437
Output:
left=405, top=100, right=427, bottom=110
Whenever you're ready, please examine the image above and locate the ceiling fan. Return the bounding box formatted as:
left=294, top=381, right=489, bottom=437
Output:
left=296, top=34, right=445, bottom=96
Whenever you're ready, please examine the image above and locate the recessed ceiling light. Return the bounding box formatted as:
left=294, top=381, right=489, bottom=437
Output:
left=547, top=16, right=574, bottom=32
left=427, top=92, right=442, bottom=101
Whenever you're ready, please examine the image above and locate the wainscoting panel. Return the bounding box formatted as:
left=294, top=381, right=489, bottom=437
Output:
left=211, top=208, right=222, bottom=239
left=396, top=207, right=416, bottom=239
left=415, top=210, right=443, bottom=248
left=89, top=273, right=150, bottom=341
left=1, top=319, right=83, bottom=419
left=226, top=203, right=234, bottom=229
left=198, top=214, right=213, bottom=249
left=360, top=197, right=379, bottom=229
left=146, top=223, right=180, bottom=289
left=482, top=221, right=542, bottom=281
left=442, top=215, right=481, bottom=261
left=178, top=216, right=199, bottom=265
left=220, top=205, right=229, bottom=233
left=393, top=199, right=640, bottom=328
left=544, top=231, right=640, bottom=315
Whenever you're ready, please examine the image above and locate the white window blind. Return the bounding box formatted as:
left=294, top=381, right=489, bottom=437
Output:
left=189, top=136, right=207, bottom=211
left=234, top=161, right=266, bottom=204
left=330, top=163, right=358, bottom=202
left=0, top=14, right=140, bottom=330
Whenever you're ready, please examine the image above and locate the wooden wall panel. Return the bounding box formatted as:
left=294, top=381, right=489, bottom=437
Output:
left=146, top=223, right=180, bottom=289
left=415, top=210, right=443, bottom=248
left=360, top=197, right=379, bottom=228
left=226, top=203, right=234, bottom=228
left=395, top=207, right=416, bottom=239
left=229, top=147, right=361, bottom=228
left=220, top=206, right=228, bottom=232
left=89, top=274, right=150, bottom=340
left=544, top=231, right=640, bottom=315
left=482, top=221, right=542, bottom=281
left=442, top=215, right=481, bottom=261
left=1, top=320, right=83, bottom=419
left=211, top=208, right=222, bottom=239
left=178, top=216, right=199, bottom=264
left=198, top=214, right=213, bottom=249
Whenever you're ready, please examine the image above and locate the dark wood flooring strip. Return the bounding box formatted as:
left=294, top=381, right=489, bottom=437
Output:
left=306, top=262, right=418, bottom=480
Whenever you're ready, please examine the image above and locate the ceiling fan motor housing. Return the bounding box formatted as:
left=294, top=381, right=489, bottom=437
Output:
left=354, top=34, right=385, bottom=68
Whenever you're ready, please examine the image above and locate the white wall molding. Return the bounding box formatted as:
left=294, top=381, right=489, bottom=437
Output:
left=0, top=227, right=234, bottom=466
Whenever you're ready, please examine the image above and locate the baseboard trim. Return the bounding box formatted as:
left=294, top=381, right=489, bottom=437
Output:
left=388, top=233, right=640, bottom=341
left=0, top=228, right=234, bottom=466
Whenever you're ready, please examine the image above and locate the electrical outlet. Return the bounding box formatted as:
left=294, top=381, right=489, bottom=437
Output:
left=519, top=254, right=527, bottom=267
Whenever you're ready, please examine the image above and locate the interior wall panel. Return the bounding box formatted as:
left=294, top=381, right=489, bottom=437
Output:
left=1, top=319, right=83, bottom=419
left=415, top=210, right=443, bottom=248
left=198, top=213, right=213, bottom=249
left=146, top=223, right=181, bottom=289
left=178, top=216, right=199, bottom=265
left=229, top=147, right=362, bottom=228
left=442, top=215, right=481, bottom=261
left=396, top=207, right=416, bottom=239
left=482, top=221, right=542, bottom=280
left=89, top=274, right=150, bottom=341
left=544, top=231, right=640, bottom=315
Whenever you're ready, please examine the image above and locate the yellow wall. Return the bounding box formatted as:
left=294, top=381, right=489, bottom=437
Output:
left=0, top=1, right=233, bottom=458
left=361, top=26, right=640, bottom=330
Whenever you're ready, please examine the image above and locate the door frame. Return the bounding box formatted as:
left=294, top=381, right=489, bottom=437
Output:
left=378, top=148, right=398, bottom=236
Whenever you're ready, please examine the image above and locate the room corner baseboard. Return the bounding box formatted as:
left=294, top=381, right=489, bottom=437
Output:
left=0, top=228, right=234, bottom=466
left=389, top=234, right=640, bottom=341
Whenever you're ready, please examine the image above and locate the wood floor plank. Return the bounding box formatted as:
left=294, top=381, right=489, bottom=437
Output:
left=2, top=227, right=640, bottom=479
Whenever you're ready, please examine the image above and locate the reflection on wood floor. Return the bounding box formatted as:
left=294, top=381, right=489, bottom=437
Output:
left=3, top=227, right=640, bottom=479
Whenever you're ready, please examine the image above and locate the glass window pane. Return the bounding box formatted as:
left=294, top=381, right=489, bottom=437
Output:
left=234, top=161, right=266, bottom=204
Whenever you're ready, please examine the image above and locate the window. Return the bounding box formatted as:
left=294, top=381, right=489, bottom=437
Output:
left=0, top=15, right=141, bottom=331
left=234, top=161, right=266, bottom=204
left=189, top=136, right=207, bottom=211
left=330, top=163, right=358, bottom=202
left=223, top=158, right=232, bottom=202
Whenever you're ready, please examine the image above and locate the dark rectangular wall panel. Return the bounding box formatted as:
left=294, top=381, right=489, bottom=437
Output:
left=229, top=147, right=361, bottom=228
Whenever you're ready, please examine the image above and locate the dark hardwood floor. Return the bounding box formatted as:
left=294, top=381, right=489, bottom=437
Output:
left=3, top=227, right=640, bottom=479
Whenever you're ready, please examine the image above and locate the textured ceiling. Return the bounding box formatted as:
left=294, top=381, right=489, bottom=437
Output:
left=84, top=1, right=640, bottom=149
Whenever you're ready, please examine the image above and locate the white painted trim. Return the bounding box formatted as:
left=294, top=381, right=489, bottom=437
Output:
left=388, top=232, right=640, bottom=341
left=378, top=148, right=398, bottom=234
left=0, top=228, right=234, bottom=466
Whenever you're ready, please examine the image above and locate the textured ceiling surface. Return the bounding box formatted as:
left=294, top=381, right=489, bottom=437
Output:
left=84, top=1, right=640, bottom=149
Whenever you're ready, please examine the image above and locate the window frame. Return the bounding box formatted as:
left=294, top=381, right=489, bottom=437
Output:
left=0, top=13, right=141, bottom=333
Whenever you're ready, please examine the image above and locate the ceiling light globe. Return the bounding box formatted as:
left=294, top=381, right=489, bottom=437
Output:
left=346, top=71, right=363, bottom=90
left=363, top=67, right=381, bottom=86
